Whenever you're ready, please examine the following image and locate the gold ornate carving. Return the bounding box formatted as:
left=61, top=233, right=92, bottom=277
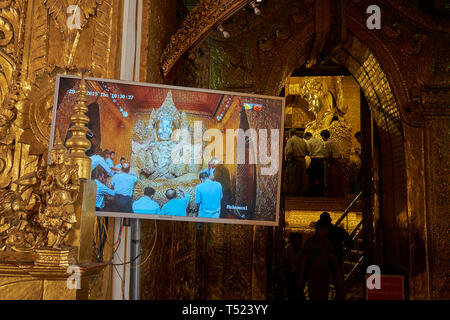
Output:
left=36, top=132, right=80, bottom=249
left=160, top=0, right=250, bottom=76
left=0, top=0, right=121, bottom=300
left=34, top=246, right=78, bottom=267
left=0, top=115, right=81, bottom=252
left=0, top=106, right=15, bottom=188
left=19, top=69, right=63, bottom=155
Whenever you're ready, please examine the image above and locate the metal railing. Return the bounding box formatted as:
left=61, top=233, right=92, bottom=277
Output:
left=349, top=219, right=363, bottom=239
left=333, top=191, right=364, bottom=283
left=345, top=256, right=364, bottom=282
left=334, top=191, right=363, bottom=232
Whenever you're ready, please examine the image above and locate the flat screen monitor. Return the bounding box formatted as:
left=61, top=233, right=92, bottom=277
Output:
left=50, top=75, right=285, bottom=226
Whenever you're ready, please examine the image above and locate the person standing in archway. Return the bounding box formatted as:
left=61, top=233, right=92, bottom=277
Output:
left=320, top=129, right=345, bottom=198
left=285, top=128, right=308, bottom=196
left=304, top=132, right=325, bottom=196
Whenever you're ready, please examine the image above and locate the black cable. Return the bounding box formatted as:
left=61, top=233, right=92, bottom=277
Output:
left=95, top=216, right=109, bottom=262
left=107, top=223, right=157, bottom=266
left=112, top=264, right=125, bottom=299
left=99, top=217, right=125, bottom=265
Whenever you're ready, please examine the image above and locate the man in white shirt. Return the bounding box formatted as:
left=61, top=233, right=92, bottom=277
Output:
left=285, top=128, right=308, bottom=196
left=200, top=157, right=217, bottom=178
left=320, top=129, right=344, bottom=198
left=195, top=172, right=222, bottom=218
left=304, top=132, right=325, bottom=196
left=161, top=188, right=190, bottom=216
left=111, top=163, right=138, bottom=212
left=132, top=187, right=160, bottom=214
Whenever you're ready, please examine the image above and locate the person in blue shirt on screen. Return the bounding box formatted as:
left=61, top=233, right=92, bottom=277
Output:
left=115, top=157, right=126, bottom=171
left=111, top=163, right=138, bottom=212
left=195, top=171, right=222, bottom=218
left=104, top=150, right=121, bottom=175
left=92, top=166, right=115, bottom=211
left=161, top=188, right=190, bottom=216
left=87, top=145, right=114, bottom=176
left=104, top=150, right=114, bottom=168
left=132, top=187, right=160, bottom=214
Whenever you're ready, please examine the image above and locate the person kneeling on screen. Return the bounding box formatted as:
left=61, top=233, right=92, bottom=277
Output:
left=92, top=166, right=115, bottom=211
left=195, top=172, right=222, bottom=218
left=161, top=188, right=190, bottom=216
left=132, top=187, right=160, bottom=214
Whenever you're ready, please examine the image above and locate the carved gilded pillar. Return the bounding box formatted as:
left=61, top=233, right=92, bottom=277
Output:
left=0, top=0, right=123, bottom=300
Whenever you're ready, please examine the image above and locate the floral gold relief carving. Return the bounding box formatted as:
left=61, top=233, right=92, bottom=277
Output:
left=36, top=132, right=80, bottom=249
left=0, top=0, right=120, bottom=300
left=160, top=0, right=251, bottom=76
left=0, top=131, right=80, bottom=252
left=0, top=0, right=119, bottom=264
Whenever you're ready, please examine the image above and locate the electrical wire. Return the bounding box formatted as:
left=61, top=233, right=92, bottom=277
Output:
left=92, top=216, right=124, bottom=299
left=93, top=217, right=158, bottom=300
left=108, top=222, right=157, bottom=266
left=132, top=220, right=157, bottom=268
left=114, top=224, right=125, bottom=248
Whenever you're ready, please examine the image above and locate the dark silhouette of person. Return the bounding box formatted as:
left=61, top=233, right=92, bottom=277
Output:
left=319, top=212, right=353, bottom=264
left=319, top=211, right=354, bottom=300
left=299, top=219, right=342, bottom=300
left=284, top=232, right=305, bottom=300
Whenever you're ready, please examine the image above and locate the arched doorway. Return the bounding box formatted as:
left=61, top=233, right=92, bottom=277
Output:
left=146, top=0, right=424, bottom=300
left=259, top=33, right=408, bottom=282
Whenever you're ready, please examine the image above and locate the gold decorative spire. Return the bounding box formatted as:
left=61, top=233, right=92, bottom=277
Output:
left=65, top=71, right=92, bottom=179
left=51, top=130, right=67, bottom=155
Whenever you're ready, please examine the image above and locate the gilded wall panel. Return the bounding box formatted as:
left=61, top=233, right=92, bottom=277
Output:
left=0, top=0, right=123, bottom=300
left=423, top=112, right=450, bottom=299
left=0, top=276, right=44, bottom=300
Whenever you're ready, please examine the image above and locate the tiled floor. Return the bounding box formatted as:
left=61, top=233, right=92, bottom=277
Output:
left=285, top=210, right=361, bottom=234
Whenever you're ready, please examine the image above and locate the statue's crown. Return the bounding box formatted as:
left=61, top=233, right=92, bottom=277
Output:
left=154, top=90, right=181, bottom=123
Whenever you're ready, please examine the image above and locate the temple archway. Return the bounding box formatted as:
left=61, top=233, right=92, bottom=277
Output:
left=148, top=0, right=433, bottom=299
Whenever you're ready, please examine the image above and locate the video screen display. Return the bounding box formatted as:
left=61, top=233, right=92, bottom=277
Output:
left=50, top=75, right=285, bottom=226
